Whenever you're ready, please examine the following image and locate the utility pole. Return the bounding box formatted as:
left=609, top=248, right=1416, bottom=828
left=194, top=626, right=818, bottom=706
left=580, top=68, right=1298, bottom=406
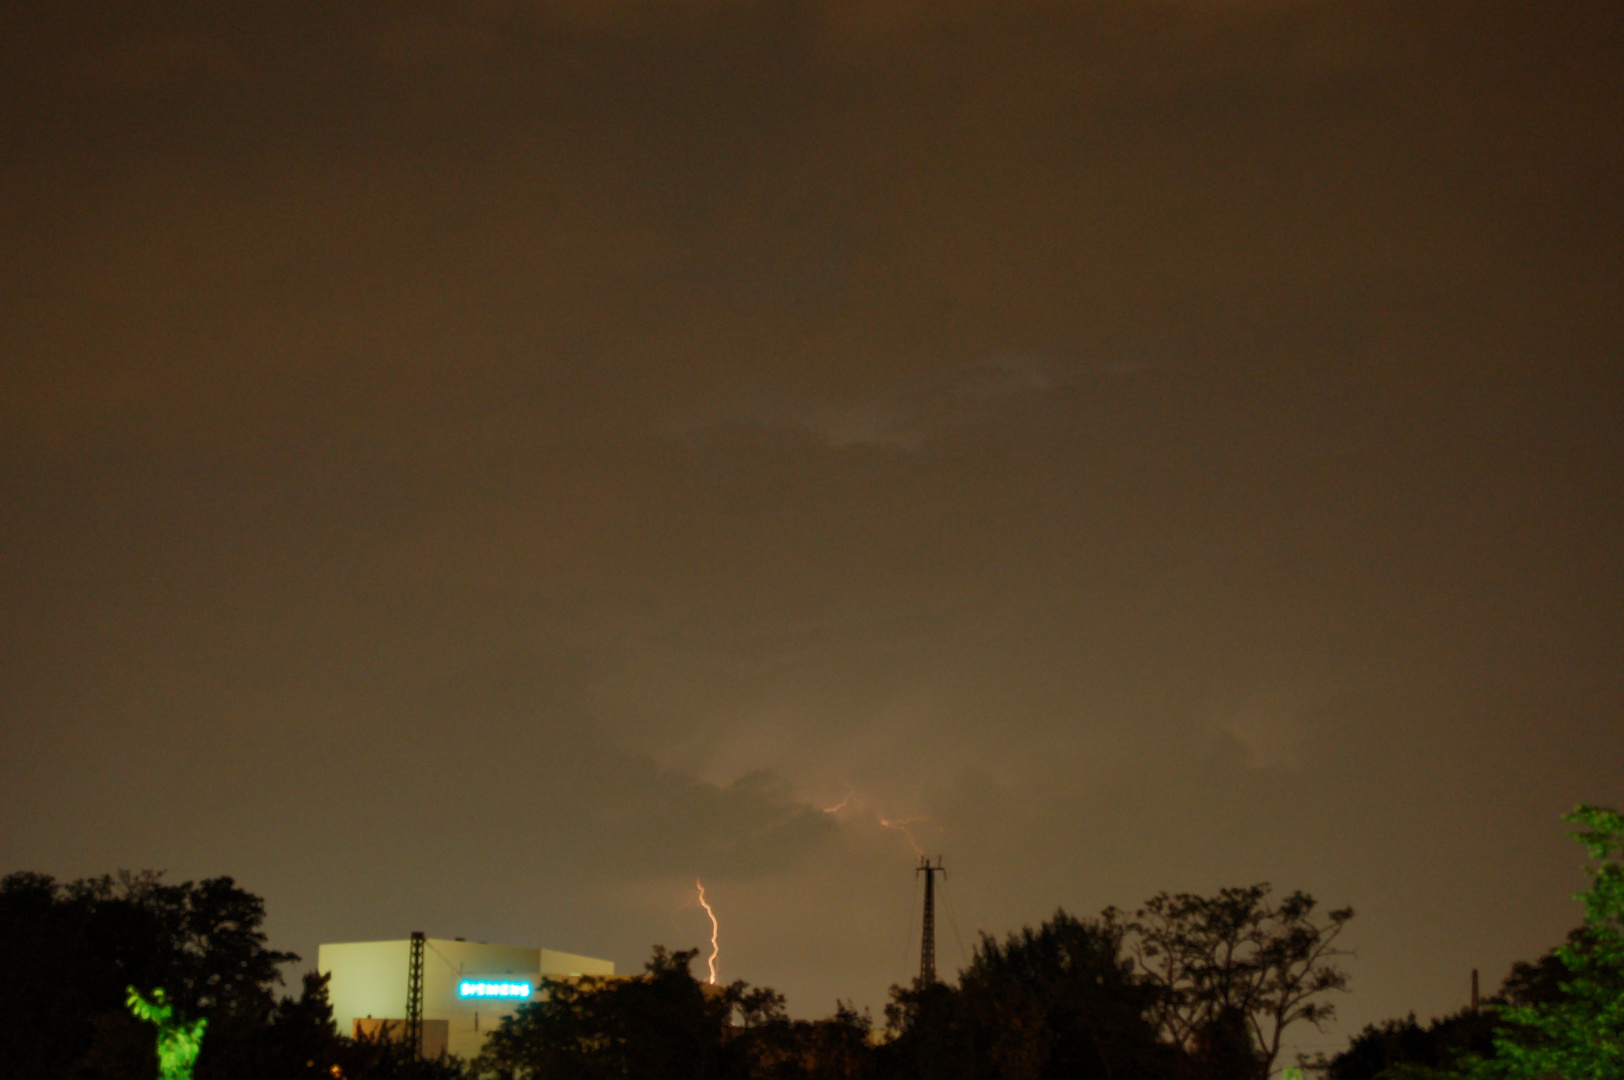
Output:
left=917, top=856, right=945, bottom=983
left=1471, top=968, right=1479, bottom=1012
left=405, top=931, right=425, bottom=1060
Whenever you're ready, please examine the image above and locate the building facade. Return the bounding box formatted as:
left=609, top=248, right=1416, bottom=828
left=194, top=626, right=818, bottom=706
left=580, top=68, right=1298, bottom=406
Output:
left=318, top=937, right=616, bottom=1060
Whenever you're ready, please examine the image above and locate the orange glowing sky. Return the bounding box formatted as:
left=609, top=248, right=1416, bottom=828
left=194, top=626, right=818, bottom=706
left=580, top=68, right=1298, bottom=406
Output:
left=2, top=2, right=1621, bottom=1061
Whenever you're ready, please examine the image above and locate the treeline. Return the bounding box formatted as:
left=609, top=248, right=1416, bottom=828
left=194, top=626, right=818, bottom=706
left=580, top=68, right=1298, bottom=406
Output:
left=475, top=889, right=1348, bottom=1080
left=0, top=871, right=457, bottom=1080
left=1322, top=804, right=1623, bottom=1080
left=4, top=804, right=1616, bottom=1080
left=0, top=870, right=1351, bottom=1080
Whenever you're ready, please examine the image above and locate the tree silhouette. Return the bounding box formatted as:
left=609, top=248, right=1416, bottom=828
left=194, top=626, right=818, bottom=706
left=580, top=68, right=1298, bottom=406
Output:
left=0, top=871, right=297, bottom=1080
left=882, top=910, right=1177, bottom=1080
left=474, top=946, right=752, bottom=1080
left=1127, top=884, right=1354, bottom=1080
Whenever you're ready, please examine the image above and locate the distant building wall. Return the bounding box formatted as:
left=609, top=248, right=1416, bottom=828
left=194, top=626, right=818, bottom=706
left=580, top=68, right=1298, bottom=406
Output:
left=318, top=938, right=615, bottom=1060
left=353, top=1018, right=449, bottom=1060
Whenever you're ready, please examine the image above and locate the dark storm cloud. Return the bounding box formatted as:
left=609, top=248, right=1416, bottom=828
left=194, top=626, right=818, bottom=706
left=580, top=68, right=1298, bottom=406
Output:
left=2, top=0, right=1621, bottom=1056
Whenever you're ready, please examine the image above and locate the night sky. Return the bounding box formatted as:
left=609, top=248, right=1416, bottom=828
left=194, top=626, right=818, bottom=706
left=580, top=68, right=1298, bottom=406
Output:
left=3, top=1, right=1621, bottom=1062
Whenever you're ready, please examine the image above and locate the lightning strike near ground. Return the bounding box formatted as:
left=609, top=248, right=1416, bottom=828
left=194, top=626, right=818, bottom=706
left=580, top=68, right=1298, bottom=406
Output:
left=695, top=879, right=720, bottom=985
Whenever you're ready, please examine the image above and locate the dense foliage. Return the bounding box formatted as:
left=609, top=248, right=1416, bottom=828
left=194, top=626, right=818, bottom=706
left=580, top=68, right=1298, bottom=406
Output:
left=0, top=871, right=455, bottom=1080
left=879, top=911, right=1179, bottom=1080
left=473, top=946, right=870, bottom=1080
left=1476, top=804, right=1624, bottom=1080
left=1325, top=804, right=1624, bottom=1080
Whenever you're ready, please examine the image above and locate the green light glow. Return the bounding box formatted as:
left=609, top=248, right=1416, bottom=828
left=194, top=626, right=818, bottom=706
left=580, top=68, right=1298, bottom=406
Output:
left=126, top=986, right=206, bottom=1080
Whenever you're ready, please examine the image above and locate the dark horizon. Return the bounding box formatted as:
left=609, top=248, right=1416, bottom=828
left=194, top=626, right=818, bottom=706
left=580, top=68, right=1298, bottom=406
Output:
left=3, top=2, right=1621, bottom=1064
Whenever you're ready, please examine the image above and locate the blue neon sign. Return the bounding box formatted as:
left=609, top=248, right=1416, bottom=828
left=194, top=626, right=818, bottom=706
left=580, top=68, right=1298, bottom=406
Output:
left=457, top=979, right=533, bottom=999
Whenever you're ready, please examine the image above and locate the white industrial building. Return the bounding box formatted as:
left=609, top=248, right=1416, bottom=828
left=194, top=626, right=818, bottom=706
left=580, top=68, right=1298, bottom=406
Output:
left=318, top=937, right=616, bottom=1060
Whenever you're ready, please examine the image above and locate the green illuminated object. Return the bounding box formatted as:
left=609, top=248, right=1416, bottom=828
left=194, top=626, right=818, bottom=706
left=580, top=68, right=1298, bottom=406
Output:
left=126, top=986, right=206, bottom=1080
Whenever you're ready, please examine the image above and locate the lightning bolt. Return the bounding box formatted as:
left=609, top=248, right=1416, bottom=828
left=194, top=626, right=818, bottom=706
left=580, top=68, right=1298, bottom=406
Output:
left=816, top=788, right=929, bottom=856
left=695, top=879, right=720, bottom=985
left=878, top=816, right=926, bottom=856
